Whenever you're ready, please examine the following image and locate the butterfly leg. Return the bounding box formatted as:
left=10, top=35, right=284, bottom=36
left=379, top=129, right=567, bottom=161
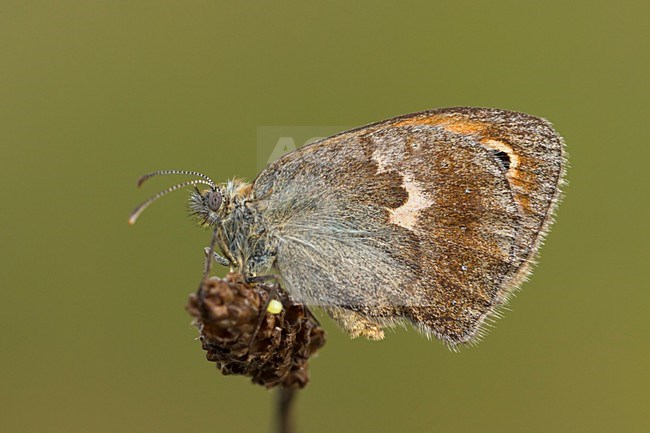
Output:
left=203, top=247, right=231, bottom=267
left=245, top=274, right=279, bottom=285
left=325, top=307, right=385, bottom=340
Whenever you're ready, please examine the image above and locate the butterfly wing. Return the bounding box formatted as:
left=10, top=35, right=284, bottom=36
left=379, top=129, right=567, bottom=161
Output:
left=251, top=107, right=565, bottom=344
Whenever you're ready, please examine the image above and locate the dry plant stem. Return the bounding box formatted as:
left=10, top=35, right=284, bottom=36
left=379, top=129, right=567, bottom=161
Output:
left=276, top=387, right=297, bottom=433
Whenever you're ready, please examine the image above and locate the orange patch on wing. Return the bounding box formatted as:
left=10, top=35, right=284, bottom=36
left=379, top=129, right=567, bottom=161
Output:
left=479, top=138, right=534, bottom=209
left=505, top=156, right=540, bottom=211
left=509, top=187, right=531, bottom=210
left=393, top=115, right=489, bottom=136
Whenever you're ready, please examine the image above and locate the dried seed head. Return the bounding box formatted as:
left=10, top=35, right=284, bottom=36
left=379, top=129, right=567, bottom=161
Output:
left=186, top=273, right=326, bottom=389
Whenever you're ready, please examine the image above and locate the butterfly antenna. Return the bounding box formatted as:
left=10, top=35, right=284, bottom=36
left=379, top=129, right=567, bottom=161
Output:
left=136, top=170, right=216, bottom=188
left=129, top=179, right=214, bottom=225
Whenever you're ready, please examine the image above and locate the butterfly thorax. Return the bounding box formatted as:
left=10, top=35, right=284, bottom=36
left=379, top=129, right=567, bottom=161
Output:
left=190, top=179, right=278, bottom=276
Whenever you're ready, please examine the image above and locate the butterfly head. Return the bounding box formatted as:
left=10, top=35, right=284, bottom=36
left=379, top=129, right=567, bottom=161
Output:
left=189, top=186, right=227, bottom=227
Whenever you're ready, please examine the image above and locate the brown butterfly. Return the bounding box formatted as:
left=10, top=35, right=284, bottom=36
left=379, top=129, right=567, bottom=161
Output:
left=130, top=107, right=566, bottom=347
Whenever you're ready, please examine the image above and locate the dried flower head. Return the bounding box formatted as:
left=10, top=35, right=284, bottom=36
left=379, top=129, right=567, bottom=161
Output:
left=186, top=273, right=326, bottom=389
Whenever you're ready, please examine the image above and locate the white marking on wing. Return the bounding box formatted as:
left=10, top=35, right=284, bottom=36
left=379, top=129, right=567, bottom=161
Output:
left=372, top=148, right=391, bottom=174
left=389, top=176, right=433, bottom=230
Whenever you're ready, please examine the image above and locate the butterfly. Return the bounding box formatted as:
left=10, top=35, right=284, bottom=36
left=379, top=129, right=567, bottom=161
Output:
left=130, top=107, right=566, bottom=347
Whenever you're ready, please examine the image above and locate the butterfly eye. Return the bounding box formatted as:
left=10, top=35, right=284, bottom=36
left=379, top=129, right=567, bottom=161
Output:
left=207, top=190, right=222, bottom=211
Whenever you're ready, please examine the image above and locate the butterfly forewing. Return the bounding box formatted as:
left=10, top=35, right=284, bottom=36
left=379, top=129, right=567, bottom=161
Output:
left=251, top=107, right=565, bottom=344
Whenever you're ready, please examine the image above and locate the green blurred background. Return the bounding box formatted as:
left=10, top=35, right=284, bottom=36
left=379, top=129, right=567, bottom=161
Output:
left=1, top=1, right=648, bottom=432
